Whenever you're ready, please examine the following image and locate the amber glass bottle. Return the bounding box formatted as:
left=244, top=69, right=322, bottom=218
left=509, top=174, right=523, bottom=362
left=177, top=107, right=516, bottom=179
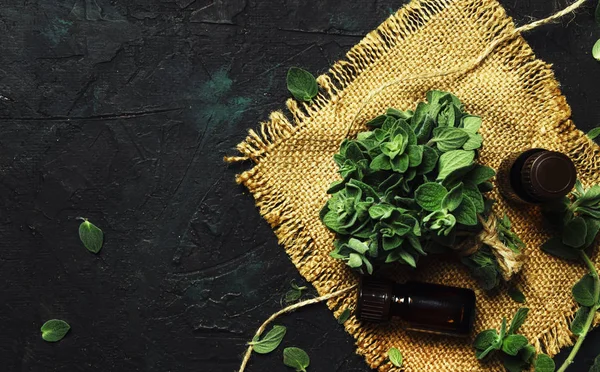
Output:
left=496, top=148, right=577, bottom=204
left=356, top=276, right=476, bottom=336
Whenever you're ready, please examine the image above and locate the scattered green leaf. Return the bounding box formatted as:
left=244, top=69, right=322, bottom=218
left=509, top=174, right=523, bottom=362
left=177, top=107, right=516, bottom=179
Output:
left=593, top=39, right=600, bottom=62
left=337, top=308, right=351, bottom=324
left=78, top=219, right=104, bottom=254
left=588, top=127, right=600, bottom=140
left=283, top=347, right=310, bottom=372
left=287, top=67, right=318, bottom=102
left=249, top=325, right=287, bottom=354
left=387, top=347, right=403, bottom=367
left=590, top=354, right=600, bottom=372
left=41, top=319, right=70, bottom=342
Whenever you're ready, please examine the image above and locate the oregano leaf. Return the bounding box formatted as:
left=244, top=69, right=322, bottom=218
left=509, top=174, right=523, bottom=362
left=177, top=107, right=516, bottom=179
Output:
left=387, top=347, right=403, bottom=367
left=534, top=354, right=555, bottom=372
left=473, top=329, right=498, bottom=350
left=249, top=325, right=287, bottom=354
left=283, top=347, right=310, bottom=372
left=590, top=354, right=600, bottom=372
left=41, top=319, right=70, bottom=342
left=431, top=127, right=469, bottom=152
left=437, top=150, right=475, bottom=181
left=79, top=219, right=104, bottom=254
left=462, top=116, right=482, bottom=133
left=541, top=237, right=579, bottom=260
left=463, top=133, right=483, bottom=151
left=418, top=145, right=439, bottom=174
left=563, top=216, right=587, bottom=248
left=463, top=182, right=485, bottom=213
left=588, top=127, right=600, bottom=140
left=593, top=39, right=600, bottom=62
left=347, top=253, right=363, bottom=269
left=338, top=308, right=351, bottom=324
left=508, top=307, right=529, bottom=335
left=441, top=182, right=464, bottom=212
left=454, top=197, right=478, bottom=226
left=572, top=274, right=595, bottom=307
left=501, top=334, right=529, bottom=356
left=464, top=165, right=496, bottom=185
left=287, top=67, right=318, bottom=102
left=570, top=306, right=590, bottom=336
left=415, top=182, right=448, bottom=211
left=503, top=354, right=528, bottom=372
left=507, top=286, right=526, bottom=304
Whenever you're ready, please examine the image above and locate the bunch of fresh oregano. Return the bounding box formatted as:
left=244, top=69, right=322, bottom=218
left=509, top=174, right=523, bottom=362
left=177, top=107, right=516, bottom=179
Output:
left=474, top=308, right=555, bottom=372
left=319, top=90, right=523, bottom=289
left=538, top=181, right=600, bottom=372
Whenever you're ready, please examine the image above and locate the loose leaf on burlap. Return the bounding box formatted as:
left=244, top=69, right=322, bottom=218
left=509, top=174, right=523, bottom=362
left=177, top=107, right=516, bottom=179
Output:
left=227, top=0, right=600, bottom=370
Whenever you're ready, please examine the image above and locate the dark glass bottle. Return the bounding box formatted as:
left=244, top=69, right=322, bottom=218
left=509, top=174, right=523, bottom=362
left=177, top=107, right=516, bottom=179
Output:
left=356, top=276, right=476, bottom=336
left=497, top=148, right=577, bottom=204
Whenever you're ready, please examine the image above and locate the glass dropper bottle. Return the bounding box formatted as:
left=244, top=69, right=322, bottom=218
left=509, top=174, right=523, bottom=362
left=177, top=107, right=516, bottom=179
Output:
left=356, top=276, right=476, bottom=336
left=496, top=148, right=577, bottom=204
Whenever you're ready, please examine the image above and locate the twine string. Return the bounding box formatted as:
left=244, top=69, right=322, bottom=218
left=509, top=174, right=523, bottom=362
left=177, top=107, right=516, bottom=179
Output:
left=345, top=0, right=587, bottom=137
left=238, top=285, right=357, bottom=372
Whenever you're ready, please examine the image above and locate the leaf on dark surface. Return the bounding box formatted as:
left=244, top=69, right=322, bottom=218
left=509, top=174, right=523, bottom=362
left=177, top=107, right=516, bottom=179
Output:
left=533, top=354, right=555, bottom=372
left=249, top=325, right=287, bottom=354
left=287, top=67, right=318, bottom=102
left=41, top=319, right=70, bottom=342
left=283, top=347, right=310, bottom=371
left=79, top=219, right=104, bottom=254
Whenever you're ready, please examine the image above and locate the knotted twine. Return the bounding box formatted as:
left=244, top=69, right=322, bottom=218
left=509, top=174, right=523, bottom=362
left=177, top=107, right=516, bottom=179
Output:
left=228, top=0, right=600, bottom=371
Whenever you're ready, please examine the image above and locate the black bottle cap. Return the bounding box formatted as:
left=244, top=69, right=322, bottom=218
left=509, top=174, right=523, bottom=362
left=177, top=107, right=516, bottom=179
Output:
left=521, top=150, right=576, bottom=202
left=356, top=276, right=392, bottom=322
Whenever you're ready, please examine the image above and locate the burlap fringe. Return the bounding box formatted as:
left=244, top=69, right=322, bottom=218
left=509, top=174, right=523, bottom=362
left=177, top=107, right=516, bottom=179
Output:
left=225, top=0, right=596, bottom=368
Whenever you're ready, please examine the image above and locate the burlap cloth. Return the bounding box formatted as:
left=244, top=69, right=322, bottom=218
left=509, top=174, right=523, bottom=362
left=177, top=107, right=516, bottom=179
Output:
left=227, top=0, right=600, bottom=370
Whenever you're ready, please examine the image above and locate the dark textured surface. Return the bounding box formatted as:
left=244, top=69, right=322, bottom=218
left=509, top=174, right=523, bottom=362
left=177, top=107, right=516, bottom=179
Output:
left=1, top=1, right=599, bottom=371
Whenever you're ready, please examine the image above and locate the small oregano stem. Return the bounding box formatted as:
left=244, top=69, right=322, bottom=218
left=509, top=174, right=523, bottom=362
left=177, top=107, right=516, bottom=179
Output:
left=238, top=284, right=357, bottom=372
left=557, top=251, right=600, bottom=372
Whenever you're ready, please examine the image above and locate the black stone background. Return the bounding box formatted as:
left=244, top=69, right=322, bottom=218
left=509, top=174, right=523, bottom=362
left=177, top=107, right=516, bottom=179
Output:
left=1, top=0, right=599, bottom=371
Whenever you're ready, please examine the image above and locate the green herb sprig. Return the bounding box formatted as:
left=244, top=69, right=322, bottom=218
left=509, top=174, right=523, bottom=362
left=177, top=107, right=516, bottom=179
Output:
left=539, top=181, right=600, bottom=372
left=282, top=280, right=308, bottom=305
left=320, top=91, right=524, bottom=289
left=473, top=308, right=554, bottom=372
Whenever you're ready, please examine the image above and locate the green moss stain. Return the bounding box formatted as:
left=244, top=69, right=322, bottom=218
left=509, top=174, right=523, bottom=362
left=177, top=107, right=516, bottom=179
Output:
left=197, top=69, right=251, bottom=127
left=329, top=14, right=360, bottom=31
left=42, top=18, right=73, bottom=46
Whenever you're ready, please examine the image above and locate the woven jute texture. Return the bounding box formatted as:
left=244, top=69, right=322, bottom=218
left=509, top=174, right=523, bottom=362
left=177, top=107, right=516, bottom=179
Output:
left=228, top=0, right=600, bottom=370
